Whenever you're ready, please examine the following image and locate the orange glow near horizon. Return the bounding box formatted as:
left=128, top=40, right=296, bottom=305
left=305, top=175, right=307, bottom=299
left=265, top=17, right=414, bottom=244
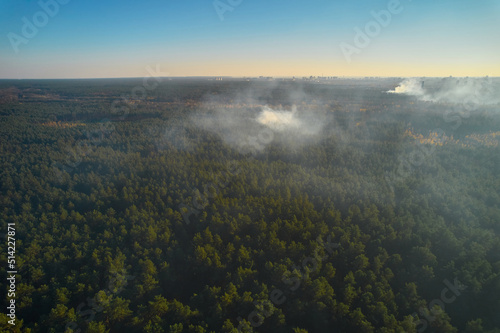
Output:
left=162, top=60, right=500, bottom=78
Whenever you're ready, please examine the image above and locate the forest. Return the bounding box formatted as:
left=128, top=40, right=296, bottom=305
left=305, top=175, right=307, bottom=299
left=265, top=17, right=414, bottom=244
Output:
left=0, top=77, right=499, bottom=332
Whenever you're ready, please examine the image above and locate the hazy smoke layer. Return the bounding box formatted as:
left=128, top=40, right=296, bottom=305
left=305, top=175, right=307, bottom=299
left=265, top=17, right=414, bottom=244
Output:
left=193, top=104, right=327, bottom=153
left=256, top=105, right=325, bottom=135
left=388, top=77, right=500, bottom=106
left=256, top=106, right=301, bottom=132
left=388, top=78, right=425, bottom=97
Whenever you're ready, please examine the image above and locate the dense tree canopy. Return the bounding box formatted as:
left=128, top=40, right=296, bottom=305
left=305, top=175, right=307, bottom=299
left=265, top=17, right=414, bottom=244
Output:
left=0, top=78, right=499, bottom=332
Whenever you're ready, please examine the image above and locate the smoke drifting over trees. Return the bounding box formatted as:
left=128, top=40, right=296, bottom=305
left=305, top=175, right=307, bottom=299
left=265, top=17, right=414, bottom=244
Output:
left=1, top=78, right=499, bottom=332
left=191, top=85, right=330, bottom=153
left=389, top=77, right=500, bottom=106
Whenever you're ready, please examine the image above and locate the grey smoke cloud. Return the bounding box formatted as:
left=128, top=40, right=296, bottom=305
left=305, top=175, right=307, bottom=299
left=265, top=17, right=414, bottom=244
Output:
left=192, top=103, right=329, bottom=154
left=388, top=77, right=500, bottom=106
left=256, top=106, right=301, bottom=132
left=256, top=105, right=326, bottom=136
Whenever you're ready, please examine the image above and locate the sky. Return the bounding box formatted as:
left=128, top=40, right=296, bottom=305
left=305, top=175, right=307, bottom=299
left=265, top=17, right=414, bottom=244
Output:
left=0, top=0, right=499, bottom=79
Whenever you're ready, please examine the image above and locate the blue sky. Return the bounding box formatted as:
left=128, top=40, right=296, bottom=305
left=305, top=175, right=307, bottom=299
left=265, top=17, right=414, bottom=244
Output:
left=0, top=0, right=498, bottom=78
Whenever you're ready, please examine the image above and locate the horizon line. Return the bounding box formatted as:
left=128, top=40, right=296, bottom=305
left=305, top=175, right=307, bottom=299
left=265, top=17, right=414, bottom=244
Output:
left=0, top=75, right=496, bottom=81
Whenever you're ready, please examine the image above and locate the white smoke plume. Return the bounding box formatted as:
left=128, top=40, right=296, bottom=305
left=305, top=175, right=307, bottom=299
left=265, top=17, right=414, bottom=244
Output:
left=256, top=105, right=325, bottom=136
left=192, top=103, right=328, bottom=154
left=387, top=78, right=425, bottom=97
left=256, top=106, right=301, bottom=132
left=388, top=77, right=500, bottom=106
